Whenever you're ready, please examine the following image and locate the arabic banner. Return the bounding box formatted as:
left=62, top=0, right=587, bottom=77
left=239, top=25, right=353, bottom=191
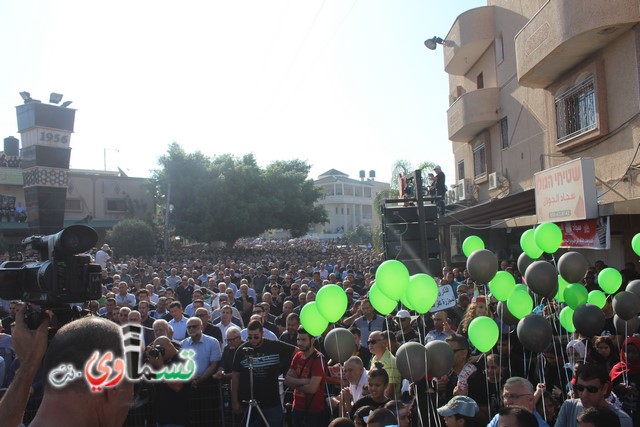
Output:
left=534, top=158, right=598, bottom=222
left=558, top=217, right=610, bottom=250
left=429, top=284, right=456, bottom=313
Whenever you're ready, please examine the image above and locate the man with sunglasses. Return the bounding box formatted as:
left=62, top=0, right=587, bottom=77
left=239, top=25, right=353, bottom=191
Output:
left=486, top=377, right=549, bottom=427
left=555, top=363, right=631, bottom=427
left=182, top=317, right=222, bottom=426
left=232, top=320, right=297, bottom=427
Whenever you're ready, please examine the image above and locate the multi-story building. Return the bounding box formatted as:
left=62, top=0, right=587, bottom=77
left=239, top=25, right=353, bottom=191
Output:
left=0, top=164, right=154, bottom=248
left=310, top=169, right=390, bottom=237
left=439, top=0, right=640, bottom=268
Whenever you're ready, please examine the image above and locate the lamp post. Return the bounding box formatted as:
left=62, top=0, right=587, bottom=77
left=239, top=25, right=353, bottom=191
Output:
left=163, top=184, right=173, bottom=256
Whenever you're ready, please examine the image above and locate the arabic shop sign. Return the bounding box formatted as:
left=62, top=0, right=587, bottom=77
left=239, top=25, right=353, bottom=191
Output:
left=429, top=284, right=456, bottom=313
left=48, top=324, right=196, bottom=392
left=534, top=158, right=597, bottom=222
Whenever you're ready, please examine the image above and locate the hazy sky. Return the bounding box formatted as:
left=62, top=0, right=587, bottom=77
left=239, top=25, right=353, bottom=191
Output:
left=1, top=1, right=485, bottom=183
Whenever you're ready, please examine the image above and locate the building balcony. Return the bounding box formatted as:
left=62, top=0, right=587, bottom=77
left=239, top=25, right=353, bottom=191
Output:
left=447, top=88, right=500, bottom=142
left=515, top=0, right=640, bottom=88
left=444, top=6, right=496, bottom=76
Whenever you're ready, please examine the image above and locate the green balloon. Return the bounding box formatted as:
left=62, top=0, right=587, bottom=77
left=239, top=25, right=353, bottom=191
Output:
left=407, top=274, right=439, bottom=314
left=507, top=290, right=533, bottom=319
left=375, top=260, right=410, bottom=301
left=300, top=302, right=329, bottom=337
left=598, top=267, right=623, bottom=294
left=633, top=233, right=640, bottom=257
left=564, top=283, right=588, bottom=309
left=520, top=229, right=543, bottom=259
left=468, top=316, right=499, bottom=353
left=514, top=284, right=528, bottom=294
left=400, top=288, right=415, bottom=311
left=534, top=222, right=563, bottom=254
left=555, top=275, right=570, bottom=302
left=489, top=271, right=516, bottom=301
left=369, top=282, right=397, bottom=315
left=463, top=236, right=485, bottom=258
left=559, top=306, right=576, bottom=332
left=588, top=290, right=607, bottom=309
left=316, top=284, right=348, bottom=323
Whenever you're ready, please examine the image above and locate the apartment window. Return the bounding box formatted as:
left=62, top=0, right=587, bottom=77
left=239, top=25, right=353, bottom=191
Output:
left=106, top=199, right=128, bottom=213
left=364, top=187, right=372, bottom=198
left=477, top=72, right=484, bottom=89
left=555, top=77, right=596, bottom=144
left=500, top=117, right=509, bottom=149
left=457, top=160, right=465, bottom=180
left=335, top=207, right=338, bottom=214
left=65, top=199, right=82, bottom=212
left=473, top=143, right=487, bottom=179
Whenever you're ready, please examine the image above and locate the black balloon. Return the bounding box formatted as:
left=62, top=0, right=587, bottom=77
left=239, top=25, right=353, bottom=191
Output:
left=517, top=314, right=552, bottom=353
left=426, top=340, right=454, bottom=377
left=627, top=279, right=640, bottom=298
left=573, top=304, right=606, bottom=337
left=557, top=252, right=590, bottom=284
left=524, top=261, right=559, bottom=299
left=324, top=328, right=356, bottom=363
left=517, top=252, right=537, bottom=277
left=496, top=301, right=519, bottom=326
left=467, top=249, right=498, bottom=284
left=612, top=291, right=640, bottom=321
left=396, top=342, right=427, bottom=382
left=614, top=314, right=640, bottom=336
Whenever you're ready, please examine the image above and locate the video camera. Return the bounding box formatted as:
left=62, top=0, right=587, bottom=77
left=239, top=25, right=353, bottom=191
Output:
left=0, top=225, right=102, bottom=307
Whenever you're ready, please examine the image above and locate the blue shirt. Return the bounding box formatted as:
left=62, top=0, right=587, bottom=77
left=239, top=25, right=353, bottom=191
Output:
left=181, top=334, right=222, bottom=376
left=488, top=410, right=549, bottom=427
left=425, top=329, right=450, bottom=343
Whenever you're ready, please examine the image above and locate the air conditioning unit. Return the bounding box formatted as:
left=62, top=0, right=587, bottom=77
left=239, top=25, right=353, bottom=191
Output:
left=448, top=189, right=457, bottom=204
left=488, top=172, right=499, bottom=190
left=457, top=178, right=469, bottom=201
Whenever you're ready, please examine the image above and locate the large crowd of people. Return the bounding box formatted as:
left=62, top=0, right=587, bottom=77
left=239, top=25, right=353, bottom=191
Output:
left=0, top=238, right=638, bottom=427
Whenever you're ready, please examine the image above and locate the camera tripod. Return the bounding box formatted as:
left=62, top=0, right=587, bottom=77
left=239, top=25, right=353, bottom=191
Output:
left=243, top=351, right=270, bottom=427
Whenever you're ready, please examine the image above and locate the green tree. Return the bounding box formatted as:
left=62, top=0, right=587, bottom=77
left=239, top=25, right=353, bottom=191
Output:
left=107, top=218, right=156, bottom=257
left=342, top=225, right=373, bottom=245
left=153, top=143, right=328, bottom=246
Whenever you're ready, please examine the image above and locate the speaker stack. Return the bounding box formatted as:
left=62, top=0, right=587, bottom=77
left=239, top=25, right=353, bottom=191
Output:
left=382, top=204, right=442, bottom=276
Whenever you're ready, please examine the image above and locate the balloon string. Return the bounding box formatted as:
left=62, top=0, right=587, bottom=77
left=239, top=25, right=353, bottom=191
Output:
left=434, top=378, right=442, bottom=427
left=318, top=353, right=334, bottom=420
left=413, top=383, right=425, bottom=427
left=547, top=301, right=568, bottom=402
left=539, top=353, right=548, bottom=422
left=383, top=317, right=398, bottom=400
left=625, top=322, right=629, bottom=385
left=483, top=353, right=492, bottom=420
left=508, top=332, right=512, bottom=377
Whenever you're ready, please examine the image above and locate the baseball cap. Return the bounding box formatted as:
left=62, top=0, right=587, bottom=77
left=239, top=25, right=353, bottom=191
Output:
left=437, top=396, right=479, bottom=417
left=566, top=339, right=586, bottom=359
left=395, top=309, right=411, bottom=319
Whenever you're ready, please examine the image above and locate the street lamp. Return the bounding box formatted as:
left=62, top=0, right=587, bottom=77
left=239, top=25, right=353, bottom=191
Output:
left=164, top=184, right=173, bottom=256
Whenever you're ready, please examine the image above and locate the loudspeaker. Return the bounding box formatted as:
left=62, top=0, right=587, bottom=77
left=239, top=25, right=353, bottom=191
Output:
left=402, top=258, right=443, bottom=276
left=384, top=240, right=422, bottom=260
left=384, top=223, right=420, bottom=243
left=383, top=206, right=420, bottom=224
